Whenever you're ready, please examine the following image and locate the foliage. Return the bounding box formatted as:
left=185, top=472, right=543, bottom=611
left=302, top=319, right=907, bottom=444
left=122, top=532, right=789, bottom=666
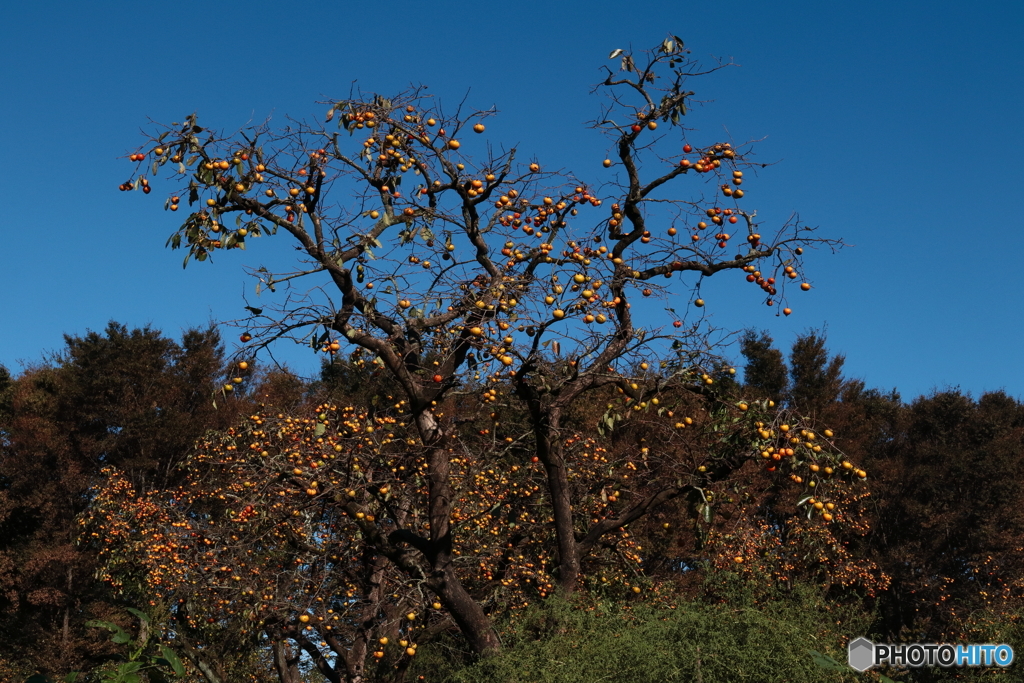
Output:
left=409, top=574, right=870, bottom=683
left=787, top=330, right=846, bottom=416
left=82, top=370, right=874, bottom=682
left=0, top=323, right=247, bottom=680
left=9, top=322, right=1021, bottom=682
left=738, top=329, right=788, bottom=404
left=861, top=389, right=1024, bottom=644
left=21, top=608, right=186, bottom=683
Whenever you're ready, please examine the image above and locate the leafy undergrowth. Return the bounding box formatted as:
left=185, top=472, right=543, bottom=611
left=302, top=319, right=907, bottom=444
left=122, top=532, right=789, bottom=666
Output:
left=410, top=577, right=870, bottom=683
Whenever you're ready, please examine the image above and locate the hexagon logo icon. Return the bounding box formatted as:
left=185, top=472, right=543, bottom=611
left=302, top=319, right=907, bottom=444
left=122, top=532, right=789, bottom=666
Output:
left=848, top=637, right=875, bottom=672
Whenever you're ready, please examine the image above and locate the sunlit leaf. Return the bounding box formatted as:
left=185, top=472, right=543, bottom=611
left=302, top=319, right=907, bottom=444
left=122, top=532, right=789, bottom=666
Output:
left=159, top=645, right=186, bottom=676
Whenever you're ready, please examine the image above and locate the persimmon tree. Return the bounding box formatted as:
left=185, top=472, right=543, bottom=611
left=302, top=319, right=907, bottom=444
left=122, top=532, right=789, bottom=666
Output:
left=112, top=36, right=859, bottom=671
left=86, top=380, right=875, bottom=683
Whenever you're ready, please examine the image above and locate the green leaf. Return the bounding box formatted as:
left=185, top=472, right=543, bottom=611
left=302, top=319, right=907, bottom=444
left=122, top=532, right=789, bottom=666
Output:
left=124, top=607, right=150, bottom=624
left=159, top=645, right=186, bottom=677
left=315, top=423, right=326, bottom=436
left=86, top=619, right=119, bottom=631
left=111, top=630, right=130, bottom=644
left=808, top=649, right=847, bottom=671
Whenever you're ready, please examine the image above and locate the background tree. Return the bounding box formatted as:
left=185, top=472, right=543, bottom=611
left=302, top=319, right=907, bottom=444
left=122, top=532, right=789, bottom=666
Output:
left=738, top=329, right=788, bottom=404
left=0, top=323, right=246, bottom=680
left=787, top=330, right=846, bottom=416
left=861, top=389, right=1024, bottom=643
left=737, top=328, right=1024, bottom=658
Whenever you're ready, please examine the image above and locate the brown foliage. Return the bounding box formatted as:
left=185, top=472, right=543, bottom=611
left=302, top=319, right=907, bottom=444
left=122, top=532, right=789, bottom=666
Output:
left=0, top=322, right=246, bottom=679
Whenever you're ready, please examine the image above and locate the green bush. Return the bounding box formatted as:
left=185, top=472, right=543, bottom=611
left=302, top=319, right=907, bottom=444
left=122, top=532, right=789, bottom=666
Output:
left=411, top=575, right=872, bottom=683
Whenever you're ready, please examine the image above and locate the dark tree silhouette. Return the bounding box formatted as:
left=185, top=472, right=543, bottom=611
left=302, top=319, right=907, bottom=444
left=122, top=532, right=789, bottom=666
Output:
left=787, top=330, right=845, bottom=416
left=739, top=329, right=788, bottom=404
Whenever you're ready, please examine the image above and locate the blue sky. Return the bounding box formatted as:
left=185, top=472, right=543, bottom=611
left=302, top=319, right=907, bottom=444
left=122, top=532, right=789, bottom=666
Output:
left=1, top=0, right=1021, bottom=401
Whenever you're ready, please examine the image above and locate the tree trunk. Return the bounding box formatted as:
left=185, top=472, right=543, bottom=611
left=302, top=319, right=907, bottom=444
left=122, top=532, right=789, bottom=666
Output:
left=272, top=640, right=302, bottom=683
left=532, top=406, right=581, bottom=592
left=62, top=568, right=72, bottom=651
left=431, top=565, right=501, bottom=655
left=415, top=407, right=501, bottom=654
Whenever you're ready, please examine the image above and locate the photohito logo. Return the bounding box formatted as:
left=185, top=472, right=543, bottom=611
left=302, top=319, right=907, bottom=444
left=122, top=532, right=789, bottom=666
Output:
left=848, top=637, right=1014, bottom=672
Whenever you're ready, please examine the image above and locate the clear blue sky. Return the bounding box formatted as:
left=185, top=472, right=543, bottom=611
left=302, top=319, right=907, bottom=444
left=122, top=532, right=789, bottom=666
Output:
left=2, top=0, right=1021, bottom=401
